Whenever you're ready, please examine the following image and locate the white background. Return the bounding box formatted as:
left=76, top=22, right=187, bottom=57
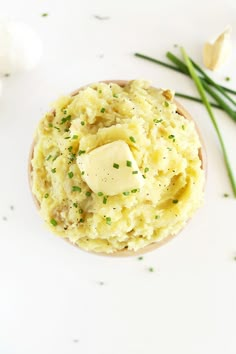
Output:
left=0, top=0, right=236, bottom=353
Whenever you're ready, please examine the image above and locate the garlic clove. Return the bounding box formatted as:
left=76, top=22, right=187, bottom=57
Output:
left=203, top=27, right=232, bottom=71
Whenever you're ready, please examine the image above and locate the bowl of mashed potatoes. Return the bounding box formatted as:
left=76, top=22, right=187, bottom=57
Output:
left=29, top=80, right=205, bottom=256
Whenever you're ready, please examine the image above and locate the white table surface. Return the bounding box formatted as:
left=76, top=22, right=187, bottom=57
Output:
left=0, top=1, right=236, bottom=353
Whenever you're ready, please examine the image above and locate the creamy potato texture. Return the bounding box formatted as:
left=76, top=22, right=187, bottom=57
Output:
left=31, top=80, right=204, bottom=253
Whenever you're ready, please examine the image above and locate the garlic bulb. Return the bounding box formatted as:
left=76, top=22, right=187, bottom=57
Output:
left=0, top=20, right=43, bottom=75
left=203, top=27, right=232, bottom=71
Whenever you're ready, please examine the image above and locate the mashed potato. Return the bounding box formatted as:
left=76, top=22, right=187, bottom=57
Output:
left=31, top=80, right=204, bottom=254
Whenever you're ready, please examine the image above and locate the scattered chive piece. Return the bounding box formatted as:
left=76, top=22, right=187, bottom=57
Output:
left=113, top=163, right=119, bottom=169
left=131, top=189, right=138, bottom=193
left=155, top=215, right=160, bottom=219
left=97, top=192, right=103, bottom=196
left=138, top=256, right=143, bottom=260
left=153, top=119, right=163, bottom=123
left=79, top=218, right=84, bottom=223
left=167, top=147, right=172, bottom=151
left=168, top=134, right=175, bottom=139
left=98, top=90, right=102, bottom=93
left=182, top=125, right=185, bottom=130
left=123, top=191, right=130, bottom=196
left=172, top=199, right=179, bottom=204
left=52, top=154, right=59, bottom=161
left=44, top=193, right=49, bottom=198
left=106, top=217, right=111, bottom=225
left=129, top=136, right=136, bottom=143
left=81, top=171, right=85, bottom=175
left=100, top=107, right=105, bottom=113
left=46, top=155, right=52, bottom=161
left=181, top=47, right=236, bottom=197
left=54, top=126, right=60, bottom=131
left=126, top=160, right=132, bottom=167
left=223, top=193, right=229, bottom=198
left=48, top=123, right=53, bottom=127
left=73, top=203, right=78, bottom=208
left=64, top=136, right=70, bottom=139
left=68, top=146, right=73, bottom=152
left=50, top=218, right=57, bottom=226
left=79, top=208, right=83, bottom=214
left=81, top=121, right=85, bottom=126
left=60, top=115, right=71, bottom=124
left=103, top=196, right=107, bottom=204
left=78, top=150, right=85, bottom=156
left=72, top=186, right=81, bottom=192
left=148, top=267, right=154, bottom=272
left=72, top=135, right=78, bottom=139
left=225, top=77, right=230, bottom=81
left=132, top=171, right=138, bottom=174
left=64, top=128, right=70, bottom=132
left=42, top=13, right=48, bottom=17
left=144, top=167, right=149, bottom=173
left=68, top=171, right=74, bottom=178
left=142, top=174, right=146, bottom=179
left=86, top=191, right=91, bottom=197
left=164, top=101, right=169, bottom=107
left=113, top=94, right=118, bottom=98
left=51, top=168, right=56, bottom=173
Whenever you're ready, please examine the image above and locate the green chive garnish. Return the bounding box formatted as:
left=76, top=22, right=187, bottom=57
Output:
left=73, top=203, right=78, bottom=208
left=182, top=125, right=185, bottom=130
left=168, top=134, right=175, bottom=139
left=44, top=193, right=49, bottom=198
left=68, top=171, right=74, bottom=178
left=132, top=171, right=138, bottom=174
left=50, top=218, right=57, bottom=226
left=153, top=119, right=163, bottom=123
left=46, top=155, right=52, bottom=161
left=164, top=101, right=169, bottom=107
left=129, top=136, right=136, bottom=143
left=144, top=167, right=149, bottom=173
left=42, top=13, right=48, bottom=17
left=72, top=186, right=81, bottom=192
left=155, top=215, right=160, bottom=219
left=106, top=217, right=111, bottom=225
left=100, top=107, right=105, bottom=113
left=81, top=121, right=85, bottom=126
left=113, top=94, right=118, bottom=98
left=48, top=123, right=53, bottom=127
left=79, top=209, right=83, bottom=214
left=72, top=135, right=78, bottom=139
left=148, top=267, right=154, bottom=272
left=60, top=115, right=71, bottom=124
left=138, top=256, right=143, bottom=260
left=81, top=171, right=85, bottom=175
left=172, top=199, right=178, bottom=204
left=223, top=193, right=229, bottom=198
left=86, top=191, right=91, bottom=197
left=123, top=191, right=130, bottom=196
left=103, top=196, right=107, bottom=204
left=113, top=163, right=119, bottom=169
left=79, top=218, right=84, bottom=223
left=126, top=160, right=132, bottom=167
left=78, top=150, right=85, bottom=156
left=97, top=192, right=103, bottom=196
left=51, top=168, right=56, bottom=173
left=131, top=189, right=138, bottom=193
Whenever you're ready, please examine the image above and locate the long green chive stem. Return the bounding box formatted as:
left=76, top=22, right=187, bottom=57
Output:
left=175, top=93, right=222, bottom=110
left=181, top=47, right=236, bottom=197
left=134, top=52, right=236, bottom=96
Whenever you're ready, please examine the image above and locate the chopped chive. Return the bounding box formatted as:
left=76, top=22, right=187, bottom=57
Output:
left=97, top=192, right=103, bottom=196
left=79, top=208, right=83, bottom=214
left=100, top=107, right=105, bottom=113
left=142, top=174, right=146, bottom=179
left=81, top=171, right=85, bottom=175
left=85, top=191, right=91, bottom=197
left=81, top=121, right=85, bottom=126
left=48, top=123, right=53, bottom=127
left=106, top=217, right=111, bottom=225
left=51, top=168, right=56, bottom=173
left=44, top=193, right=49, bottom=198
left=113, top=163, right=119, bottom=169
left=68, top=171, right=74, bottom=178
left=138, top=256, right=143, bottom=260
left=113, top=94, right=118, bottom=98
left=148, top=267, right=154, bottom=272
left=79, top=218, right=84, bottom=223
left=72, top=186, right=81, bottom=192
left=167, top=147, right=172, bottom=151
left=46, top=154, right=52, bottom=161
left=168, top=134, right=175, bottom=139
left=223, top=193, right=229, bottom=198
left=60, top=115, right=71, bottom=124
left=64, top=136, right=70, bottom=139
left=72, top=135, right=78, bottom=139
left=50, top=218, right=57, bottom=226
left=52, top=154, right=59, bottom=161
left=155, top=215, right=160, bottom=219
left=132, top=171, right=138, bottom=174
left=153, top=119, right=163, bottom=123
left=126, top=160, right=132, bottom=167
left=64, top=128, right=70, bottom=132
left=131, top=189, right=138, bottom=193
left=123, top=191, right=130, bottom=196
left=129, top=136, right=136, bottom=143
left=144, top=167, right=149, bottom=173
left=98, top=90, right=102, bottom=93
left=225, top=77, right=230, bottom=81
left=182, top=125, right=185, bottom=130
left=68, top=146, right=73, bottom=152
left=164, top=101, right=169, bottom=107
left=42, top=13, right=48, bottom=17
left=73, top=203, right=78, bottom=208
left=103, top=196, right=107, bottom=204
left=54, top=126, right=60, bottom=131
left=172, top=199, right=178, bottom=204
left=78, top=150, right=85, bottom=156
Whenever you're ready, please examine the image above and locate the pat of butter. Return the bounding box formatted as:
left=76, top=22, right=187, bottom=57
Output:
left=77, top=140, right=144, bottom=196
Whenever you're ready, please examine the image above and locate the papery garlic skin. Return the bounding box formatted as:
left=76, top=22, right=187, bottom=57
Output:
left=0, top=20, right=43, bottom=74
left=203, top=27, right=232, bottom=71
